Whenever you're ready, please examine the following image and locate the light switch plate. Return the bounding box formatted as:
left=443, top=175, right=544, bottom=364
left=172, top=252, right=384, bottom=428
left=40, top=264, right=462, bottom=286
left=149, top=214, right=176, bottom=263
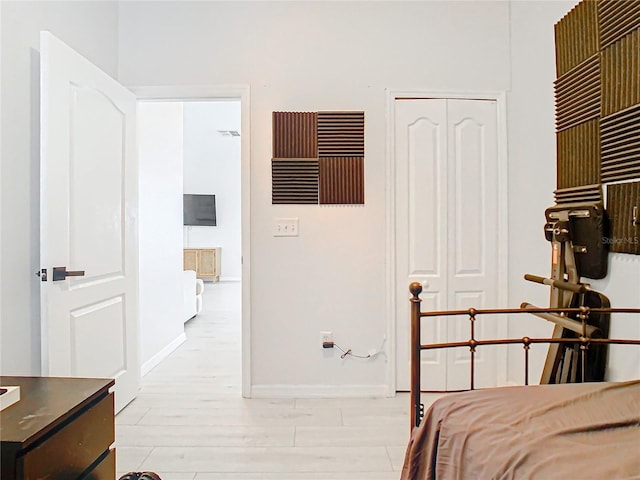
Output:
left=273, top=218, right=299, bottom=237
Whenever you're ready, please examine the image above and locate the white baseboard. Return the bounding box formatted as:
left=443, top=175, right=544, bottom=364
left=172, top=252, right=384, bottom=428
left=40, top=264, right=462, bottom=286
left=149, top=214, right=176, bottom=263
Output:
left=141, top=332, right=187, bottom=377
left=220, top=276, right=241, bottom=282
left=250, top=384, right=391, bottom=398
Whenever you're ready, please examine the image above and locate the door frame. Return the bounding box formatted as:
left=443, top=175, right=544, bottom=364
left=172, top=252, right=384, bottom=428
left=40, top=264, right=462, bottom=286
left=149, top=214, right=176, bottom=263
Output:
left=385, top=89, right=509, bottom=394
left=131, top=85, right=252, bottom=398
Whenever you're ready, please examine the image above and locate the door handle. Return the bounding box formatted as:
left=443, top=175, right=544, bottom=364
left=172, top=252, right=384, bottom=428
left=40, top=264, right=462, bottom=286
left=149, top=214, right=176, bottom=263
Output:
left=421, top=280, right=430, bottom=289
left=52, top=266, right=85, bottom=282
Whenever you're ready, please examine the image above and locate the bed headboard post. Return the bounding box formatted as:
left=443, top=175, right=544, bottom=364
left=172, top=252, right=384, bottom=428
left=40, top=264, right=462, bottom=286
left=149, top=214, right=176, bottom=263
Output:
left=410, top=282, right=423, bottom=429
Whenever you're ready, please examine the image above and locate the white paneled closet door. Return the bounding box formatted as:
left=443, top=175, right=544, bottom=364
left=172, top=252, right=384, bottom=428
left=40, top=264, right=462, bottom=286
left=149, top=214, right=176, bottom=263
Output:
left=395, top=98, right=500, bottom=391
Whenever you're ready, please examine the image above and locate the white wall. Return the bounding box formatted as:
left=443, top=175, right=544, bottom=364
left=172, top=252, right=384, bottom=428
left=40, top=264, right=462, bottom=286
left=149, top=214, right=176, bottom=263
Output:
left=183, top=101, right=242, bottom=281
left=2, top=0, right=636, bottom=388
left=505, top=0, right=577, bottom=383
left=118, top=0, right=516, bottom=392
left=138, top=101, right=185, bottom=371
left=0, top=1, right=119, bottom=375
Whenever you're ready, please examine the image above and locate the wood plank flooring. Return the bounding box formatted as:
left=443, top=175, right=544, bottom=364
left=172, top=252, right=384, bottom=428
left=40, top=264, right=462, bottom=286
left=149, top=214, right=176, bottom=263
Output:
left=115, top=281, right=414, bottom=479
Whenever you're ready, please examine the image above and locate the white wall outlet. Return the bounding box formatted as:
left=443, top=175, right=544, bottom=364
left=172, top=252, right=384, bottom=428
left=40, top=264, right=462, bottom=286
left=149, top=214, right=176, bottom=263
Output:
left=320, top=331, right=333, bottom=348
left=273, top=218, right=299, bottom=237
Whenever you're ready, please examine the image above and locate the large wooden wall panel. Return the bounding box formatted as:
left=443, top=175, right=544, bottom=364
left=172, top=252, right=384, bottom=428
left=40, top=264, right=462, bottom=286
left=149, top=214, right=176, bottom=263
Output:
left=272, top=110, right=365, bottom=205
left=553, top=0, right=640, bottom=254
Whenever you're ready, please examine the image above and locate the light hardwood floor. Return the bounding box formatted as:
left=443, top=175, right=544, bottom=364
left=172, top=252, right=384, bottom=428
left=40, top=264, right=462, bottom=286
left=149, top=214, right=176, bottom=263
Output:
left=116, top=281, right=411, bottom=479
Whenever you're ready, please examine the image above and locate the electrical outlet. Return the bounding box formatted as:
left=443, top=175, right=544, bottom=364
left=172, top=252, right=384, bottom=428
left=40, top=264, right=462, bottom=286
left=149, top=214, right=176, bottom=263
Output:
left=321, top=331, right=333, bottom=348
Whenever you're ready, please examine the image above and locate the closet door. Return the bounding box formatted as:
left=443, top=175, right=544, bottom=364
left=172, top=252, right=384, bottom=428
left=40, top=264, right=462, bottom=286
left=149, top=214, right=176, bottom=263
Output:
left=395, top=98, right=500, bottom=391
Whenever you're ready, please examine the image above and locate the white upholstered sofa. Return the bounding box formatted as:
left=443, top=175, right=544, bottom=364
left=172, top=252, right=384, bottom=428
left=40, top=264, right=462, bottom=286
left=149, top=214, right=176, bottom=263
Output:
left=183, top=270, right=204, bottom=322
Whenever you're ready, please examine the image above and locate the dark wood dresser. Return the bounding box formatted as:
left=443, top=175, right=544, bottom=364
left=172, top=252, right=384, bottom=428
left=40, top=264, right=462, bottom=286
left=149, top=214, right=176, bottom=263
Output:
left=0, top=376, right=115, bottom=480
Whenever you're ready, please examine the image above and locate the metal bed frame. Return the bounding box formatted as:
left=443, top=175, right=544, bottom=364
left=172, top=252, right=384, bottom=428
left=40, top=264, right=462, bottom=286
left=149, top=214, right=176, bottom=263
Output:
left=409, top=281, right=640, bottom=429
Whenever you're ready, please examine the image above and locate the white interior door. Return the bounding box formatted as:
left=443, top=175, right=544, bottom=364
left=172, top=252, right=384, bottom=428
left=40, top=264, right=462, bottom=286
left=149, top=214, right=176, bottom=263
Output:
left=395, top=98, right=501, bottom=391
left=40, top=31, right=139, bottom=412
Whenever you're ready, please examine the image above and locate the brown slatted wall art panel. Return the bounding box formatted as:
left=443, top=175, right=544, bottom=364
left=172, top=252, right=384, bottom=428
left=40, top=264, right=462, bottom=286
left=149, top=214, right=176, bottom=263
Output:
left=601, top=104, right=640, bottom=182
left=553, top=0, right=640, bottom=254
left=555, top=54, right=600, bottom=131
left=598, top=3, right=640, bottom=253
left=317, top=112, right=365, bottom=158
left=556, top=119, right=600, bottom=189
left=606, top=181, right=640, bottom=254
left=601, top=28, right=640, bottom=117
left=554, top=1, right=600, bottom=193
left=554, top=184, right=603, bottom=204
left=599, top=0, right=640, bottom=48
left=272, top=159, right=319, bottom=204
left=554, top=0, right=599, bottom=77
left=319, top=157, right=364, bottom=205
left=272, top=112, right=317, bottom=158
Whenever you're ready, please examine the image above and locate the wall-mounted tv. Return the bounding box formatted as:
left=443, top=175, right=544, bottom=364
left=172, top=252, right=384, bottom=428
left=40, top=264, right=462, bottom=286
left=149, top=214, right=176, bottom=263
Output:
left=183, top=194, right=217, bottom=226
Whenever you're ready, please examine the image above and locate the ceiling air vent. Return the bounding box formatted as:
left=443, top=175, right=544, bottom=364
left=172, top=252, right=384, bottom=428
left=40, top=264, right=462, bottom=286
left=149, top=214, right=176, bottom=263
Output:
left=217, top=130, right=240, bottom=137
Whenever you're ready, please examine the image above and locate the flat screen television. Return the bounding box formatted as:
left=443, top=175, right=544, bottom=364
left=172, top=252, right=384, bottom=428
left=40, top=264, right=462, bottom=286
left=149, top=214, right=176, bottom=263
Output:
left=183, top=194, right=217, bottom=226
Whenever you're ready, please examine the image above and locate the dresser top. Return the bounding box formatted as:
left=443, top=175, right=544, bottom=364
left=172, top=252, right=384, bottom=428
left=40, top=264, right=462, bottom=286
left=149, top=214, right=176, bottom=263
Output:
left=0, top=376, right=113, bottom=445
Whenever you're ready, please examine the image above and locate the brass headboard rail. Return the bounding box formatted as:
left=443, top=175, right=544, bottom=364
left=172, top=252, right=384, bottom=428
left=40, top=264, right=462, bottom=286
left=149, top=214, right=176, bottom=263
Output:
left=409, top=282, right=640, bottom=429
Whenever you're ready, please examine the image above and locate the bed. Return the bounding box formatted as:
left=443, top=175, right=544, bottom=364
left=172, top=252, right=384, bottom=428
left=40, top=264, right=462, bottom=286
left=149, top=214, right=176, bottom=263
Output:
left=400, top=282, right=640, bottom=480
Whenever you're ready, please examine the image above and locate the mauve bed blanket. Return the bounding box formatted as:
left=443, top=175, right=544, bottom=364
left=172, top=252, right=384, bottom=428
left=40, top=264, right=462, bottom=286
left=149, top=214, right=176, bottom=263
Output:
left=401, top=380, right=640, bottom=480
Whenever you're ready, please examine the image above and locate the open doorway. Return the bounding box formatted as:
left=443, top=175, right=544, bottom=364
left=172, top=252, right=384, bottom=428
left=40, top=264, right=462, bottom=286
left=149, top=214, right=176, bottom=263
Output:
left=134, top=86, right=251, bottom=397
left=182, top=100, right=242, bottom=283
